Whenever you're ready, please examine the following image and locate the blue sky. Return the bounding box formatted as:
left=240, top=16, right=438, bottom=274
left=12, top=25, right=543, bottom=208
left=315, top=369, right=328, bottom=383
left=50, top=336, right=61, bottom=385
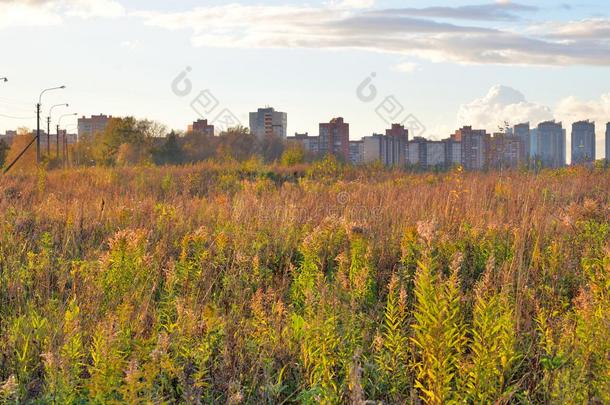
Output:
left=1, top=0, right=609, bottom=156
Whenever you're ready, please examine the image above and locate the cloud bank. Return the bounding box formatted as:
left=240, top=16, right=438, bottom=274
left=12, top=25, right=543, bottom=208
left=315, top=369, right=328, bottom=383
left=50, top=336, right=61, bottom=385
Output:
left=457, top=85, right=553, bottom=131
left=457, top=85, right=610, bottom=159
left=0, top=0, right=124, bottom=29
left=134, top=2, right=610, bottom=66
left=458, top=85, right=610, bottom=128
left=3, top=1, right=610, bottom=67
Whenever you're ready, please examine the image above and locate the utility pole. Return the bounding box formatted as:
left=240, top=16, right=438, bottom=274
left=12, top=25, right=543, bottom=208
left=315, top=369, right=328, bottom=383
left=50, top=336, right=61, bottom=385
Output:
left=47, top=116, right=51, bottom=157
left=63, top=131, right=68, bottom=168
left=47, top=103, right=68, bottom=160
left=57, top=112, right=76, bottom=168
left=36, top=86, right=66, bottom=165
left=56, top=124, right=60, bottom=158
left=36, top=103, right=41, bottom=164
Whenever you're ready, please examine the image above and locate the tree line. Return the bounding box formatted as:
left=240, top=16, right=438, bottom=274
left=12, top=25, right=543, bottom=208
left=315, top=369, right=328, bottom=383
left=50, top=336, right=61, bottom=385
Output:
left=73, top=117, right=307, bottom=167
left=0, top=117, right=312, bottom=171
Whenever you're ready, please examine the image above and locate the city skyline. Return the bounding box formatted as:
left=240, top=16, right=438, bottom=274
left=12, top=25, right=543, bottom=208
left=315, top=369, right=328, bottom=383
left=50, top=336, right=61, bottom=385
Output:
left=3, top=111, right=610, bottom=165
left=1, top=0, right=610, bottom=160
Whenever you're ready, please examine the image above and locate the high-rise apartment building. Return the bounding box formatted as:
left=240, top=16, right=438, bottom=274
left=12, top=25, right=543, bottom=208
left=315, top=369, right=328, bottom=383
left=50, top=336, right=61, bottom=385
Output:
left=188, top=119, right=215, bottom=136
left=529, top=128, right=539, bottom=161
left=407, top=137, right=426, bottom=166
left=453, top=126, right=489, bottom=170
left=78, top=114, right=112, bottom=138
left=406, top=137, right=445, bottom=168
left=286, top=132, right=320, bottom=154
left=362, top=134, right=400, bottom=166
left=362, top=124, right=408, bottom=166
left=249, top=107, right=287, bottom=140
left=386, top=123, right=409, bottom=140
left=349, top=140, right=364, bottom=164
left=571, top=120, right=596, bottom=164
left=319, top=117, right=350, bottom=161
left=489, top=132, right=524, bottom=169
left=536, top=121, right=566, bottom=168
left=443, top=138, right=462, bottom=167
left=514, top=122, right=530, bottom=160
left=426, top=141, right=445, bottom=167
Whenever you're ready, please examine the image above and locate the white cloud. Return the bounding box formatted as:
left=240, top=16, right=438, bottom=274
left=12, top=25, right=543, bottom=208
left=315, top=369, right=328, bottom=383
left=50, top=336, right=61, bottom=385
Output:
left=3, top=1, right=609, bottom=66
left=539, top=18, right=610, bottom=40
left=120, top=40, right=140, bottom=49
left=555, top=94, right=610, bottom=159
left=329, top=0, right=376, bottom=10
left=391, top=61, right=419, bottom=73
left=134, top=3, right=610, bottom=66
left=458, top=86, right=610, bottom=132
left=0, top=1, right=60, bottom=29
left=457, top=86, right=610, bottom=159
left=456, top=85, right=553, bottom=130
left=0, top=0, right=124, bottom=29
left=556, top=94, right=610, bottom=123
left=65, top=0, right=125, bottom=19
left=375, top=2, right=537, bottom=21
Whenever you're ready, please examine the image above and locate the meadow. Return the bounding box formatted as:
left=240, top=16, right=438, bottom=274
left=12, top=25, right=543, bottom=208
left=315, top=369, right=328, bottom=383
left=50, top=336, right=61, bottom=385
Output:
left=0, top=160, right=608, bottom=404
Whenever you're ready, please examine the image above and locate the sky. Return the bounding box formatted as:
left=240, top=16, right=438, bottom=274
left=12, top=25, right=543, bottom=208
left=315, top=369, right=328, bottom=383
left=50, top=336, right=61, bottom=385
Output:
left=1, top=0, right=609, bottom=158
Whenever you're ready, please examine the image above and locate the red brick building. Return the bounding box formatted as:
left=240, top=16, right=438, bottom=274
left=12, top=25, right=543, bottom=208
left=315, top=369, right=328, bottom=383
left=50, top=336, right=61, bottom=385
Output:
left=488, top=132, right=524, bottom=169
left=452, top=126, right=489, bottom=170
left=188, top=119, right=215, bottom=136
left=319, top=117, right=349, bottom=161
left=386, top=123, right=409, bottom=141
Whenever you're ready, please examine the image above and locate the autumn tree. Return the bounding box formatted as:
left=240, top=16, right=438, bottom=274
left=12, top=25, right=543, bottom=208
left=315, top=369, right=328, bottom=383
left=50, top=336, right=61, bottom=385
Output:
left=260, top=133, right=285, bottom=163
left=2, top=128, right=36, bottom=172
left=281, top=144, right=306, bottom=166
left=91, top=117, right=164, bottom=166
left=216, top=126, right=258, bottom=162
left=181, top=130, right=216, bottom=163
left=0, top=139, right=9, bottom=168
left=152, top=131, right=184, bottom=165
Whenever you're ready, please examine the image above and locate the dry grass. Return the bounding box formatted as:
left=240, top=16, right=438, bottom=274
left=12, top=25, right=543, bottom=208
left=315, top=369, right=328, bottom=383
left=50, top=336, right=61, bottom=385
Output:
left=0, top=162, right=608, bottom=403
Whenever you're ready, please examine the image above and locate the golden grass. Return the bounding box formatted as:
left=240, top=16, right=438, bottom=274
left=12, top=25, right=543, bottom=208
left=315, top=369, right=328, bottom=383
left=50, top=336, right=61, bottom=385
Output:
left=0, top=162, right=608, bottom=403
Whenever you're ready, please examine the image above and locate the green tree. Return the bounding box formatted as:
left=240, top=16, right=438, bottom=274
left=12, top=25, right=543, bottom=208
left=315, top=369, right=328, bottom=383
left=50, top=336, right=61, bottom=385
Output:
left=91, top=117, right=162, bottom=166
left=216, top=126, right=257, bottom=162
left=260, top=133, right=285, bottom=163
left=281, top=145, right=305, bottom=166
left=153, top=131, right=184, bottom=165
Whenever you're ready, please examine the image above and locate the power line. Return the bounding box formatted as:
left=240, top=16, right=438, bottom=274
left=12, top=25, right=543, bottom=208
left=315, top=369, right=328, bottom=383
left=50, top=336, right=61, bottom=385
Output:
left=0, top=96, right=32, bottom=107
left=0, top=113, right=35, bottom=120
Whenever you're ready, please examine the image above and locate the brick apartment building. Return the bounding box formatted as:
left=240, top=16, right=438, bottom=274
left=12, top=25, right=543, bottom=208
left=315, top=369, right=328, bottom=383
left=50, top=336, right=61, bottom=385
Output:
left=452, top=126, right=489, bottom=170
left=188, top=119, right=215, bottom=136
left=488, top=132, right=524, bottom=169
left=319, top=117, right=350, bottom=161
left=78, top=114, right=112, bottom=138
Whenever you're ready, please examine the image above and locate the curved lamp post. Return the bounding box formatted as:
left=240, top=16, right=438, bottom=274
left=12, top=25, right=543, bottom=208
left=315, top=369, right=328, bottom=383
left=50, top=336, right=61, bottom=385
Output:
left=58, top=112, right=77, bottom=166
left=37, top=85, right=65, bottom=163
left=47, top=103, right=68, bottom=157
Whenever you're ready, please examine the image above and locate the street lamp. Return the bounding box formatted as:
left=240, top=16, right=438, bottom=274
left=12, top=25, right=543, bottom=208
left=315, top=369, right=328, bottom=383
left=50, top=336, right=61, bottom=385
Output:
left=47, top=103, right=68, bottom=158
left=37, top=85, right=66, bottom=164
left=58, top=112, right=77, bottom=166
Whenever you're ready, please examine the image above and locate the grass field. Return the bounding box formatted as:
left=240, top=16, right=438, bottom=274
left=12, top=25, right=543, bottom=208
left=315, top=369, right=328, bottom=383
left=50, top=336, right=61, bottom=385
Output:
left=0, top=161, right=608, bottom=403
